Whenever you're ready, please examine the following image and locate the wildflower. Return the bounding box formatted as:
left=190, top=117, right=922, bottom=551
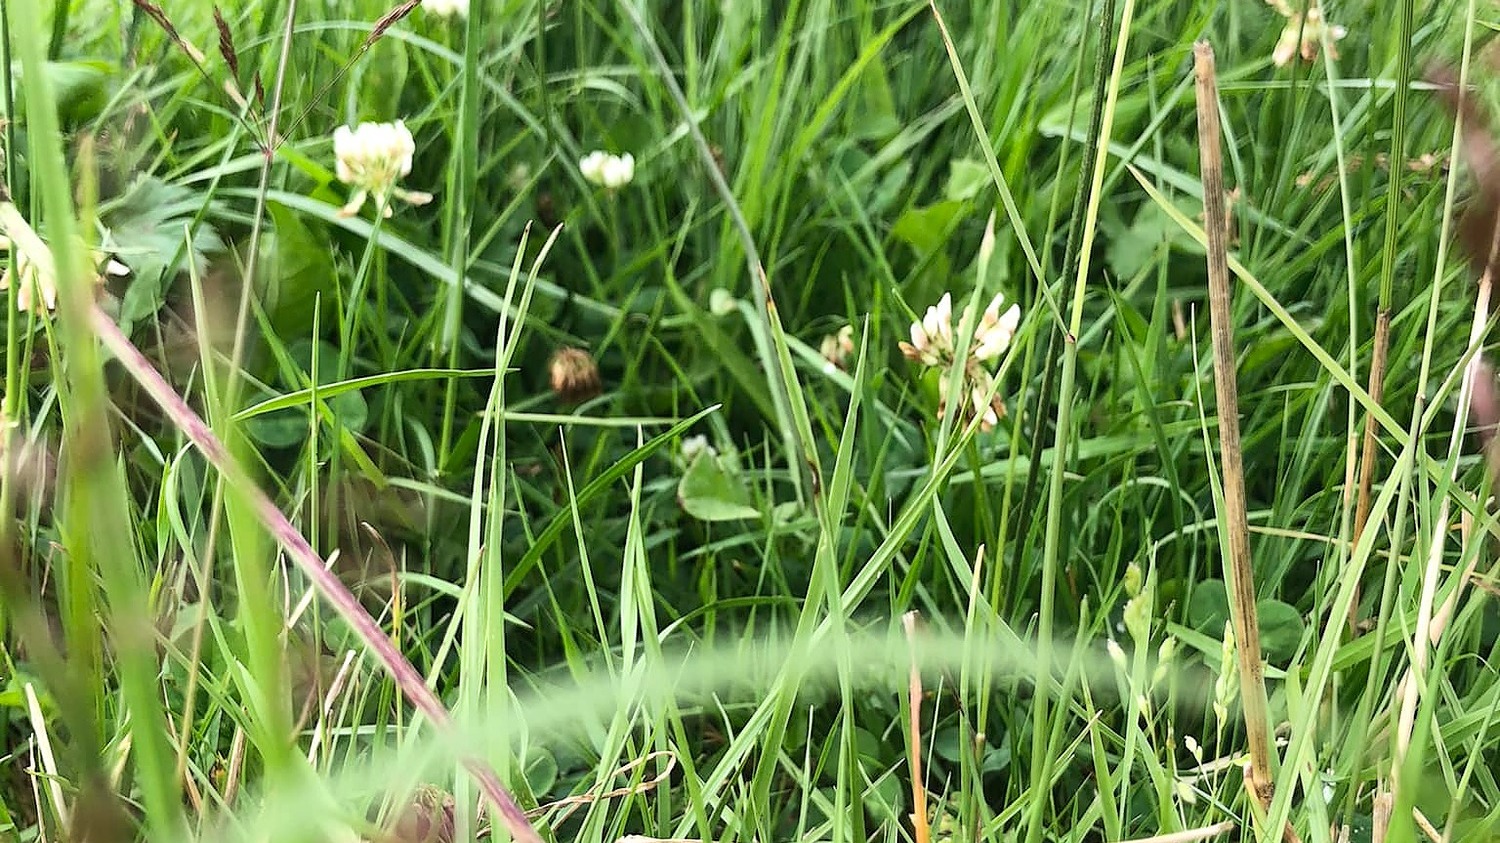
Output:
left=579, top=150, right=635, bottom=189
left=937, top=367, right=1005, bottom=431
left=901, top=290, right=1023, bottom=432
left=421, top=0, right=468, bottom=18
left=972, top=293, right=1021, bottom=362
left=820, top=325, right=855, bottom=372
left=507, top=162, right=532, bottom=192
left=0, top=203, right=129, bottom=315
left=332, top=120, right=432, bottom=218
left=680, top=434, right=714, bottom=464
left=548, top=346, right=601, bottom=403
left=899, top=292, right=954, bottom=367
left=1153, top=637, right=1176, bottom=687
left=1268, top=2, right=1346, bottom=67
left=708, top=288, right=738, bottom=317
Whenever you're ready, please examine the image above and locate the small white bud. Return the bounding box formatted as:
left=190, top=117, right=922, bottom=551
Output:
left=708, top=288, right=738, bottom=316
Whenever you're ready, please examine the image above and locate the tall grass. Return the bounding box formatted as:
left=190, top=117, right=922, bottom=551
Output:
left=1, top=1, right=1498, bottom=842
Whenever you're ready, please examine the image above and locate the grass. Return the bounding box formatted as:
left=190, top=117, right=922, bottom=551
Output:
left=1, top=0, right=1499, bottom=841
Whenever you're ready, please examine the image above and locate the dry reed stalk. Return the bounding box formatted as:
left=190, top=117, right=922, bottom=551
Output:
left=1192, top=40, right=1277, bottom=808
left=1349, top=310, right=1390, bottom=633
left=903, top=611, right=932, bottom=843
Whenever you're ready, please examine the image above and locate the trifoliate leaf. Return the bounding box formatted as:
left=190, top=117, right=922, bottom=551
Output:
left=677, top=453, right=760, bottom=521
left=104, top=175, right=225, bottom=333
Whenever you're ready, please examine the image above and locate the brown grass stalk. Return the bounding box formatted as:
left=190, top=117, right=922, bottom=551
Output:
left=1191, top=40, right=1280, bottom=819
left=903, top=611, right=931, bottom=843
left=1349, top=309, right=1390, bottom=633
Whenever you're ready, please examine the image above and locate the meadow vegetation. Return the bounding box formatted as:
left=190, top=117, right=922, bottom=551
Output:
left=1, top=1, right=1498, bottom=841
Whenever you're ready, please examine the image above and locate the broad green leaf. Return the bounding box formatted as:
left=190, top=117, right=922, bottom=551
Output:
left=892, top=200, right=964, bottom=255
left=245, top=407, right=307, bottom=449
left=42, top=59, right=112, bottom=123
left=944, top=158, right=989, bottom=202
left=1186, top=578, right=1230, bottom=635
left=1256, top=598, right=1306, bottom=663
left=105, top=175, right=225, bottom=333
left=524, top=749, right=558, bottom=795
left=290, top=339, right=368, bottom=433
left=677, top=452, right=760, bottom=522
left=1105, top=199, right=1199, bottom=281
left=261, top=201, right=338, bottom=338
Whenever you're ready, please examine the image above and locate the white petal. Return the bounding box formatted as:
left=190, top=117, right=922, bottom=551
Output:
left=921, top=305, right=941, bottom=341
left=579, top=151, right=606, bottom=185
left=909, top=320, right=927, bottom=349
left=982, top=292, right=1005, bottom=323
left=972, top=333, right=1006, bottom=362
left=998, top=303, right=1021, bottom=334
left=934, top=293, right=953, bottom=345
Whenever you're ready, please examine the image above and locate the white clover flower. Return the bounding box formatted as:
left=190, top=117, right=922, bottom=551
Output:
left=820, top=324, right=855, bottom=372
left=967, top=375, right=1003, bottom=431
left=421, top=0, right=469, bottom=17
left=972, top=292, right=1021, bottom=362
left=680, top=434, right=714, bottom=464
left=935, top=366, right=1005, bottom=432
left=901, top=289, right=1022, bottom=431
left=708, top=288, right=738, bottom=316
left=1270, top=4, right=1346, bottom=67
left=332, top=119, right=433, bottom=218
left=900, top=292, right=954, bottom=367
left=579, top=150, right=635, bottom=189
left=0, top=204, right=129, bottom=315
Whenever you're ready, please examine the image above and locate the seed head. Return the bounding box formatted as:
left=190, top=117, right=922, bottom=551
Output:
left=549, top=346, right=601, bottom=403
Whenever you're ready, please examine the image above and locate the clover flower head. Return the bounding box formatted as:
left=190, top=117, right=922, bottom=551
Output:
left=900, top=292, right=954, bottom=367
left=1270, top=3, right=1346, bottom=67
left=680, top=434, right=715, bottom=464
left=820, top=324, right=856, bottom=372
left=973, top=292, right=1022, bottom=362
left=0, top=206, right=129, bottom=315
left=935, top=364, right=1007, bottom=432
left=900, top=290, right=1023, bottom=432
left=579, top=150, right=636, bottom=189
left=421, top=0, right=469, bottom=18
left=332, top=119, right=433, bottom=217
